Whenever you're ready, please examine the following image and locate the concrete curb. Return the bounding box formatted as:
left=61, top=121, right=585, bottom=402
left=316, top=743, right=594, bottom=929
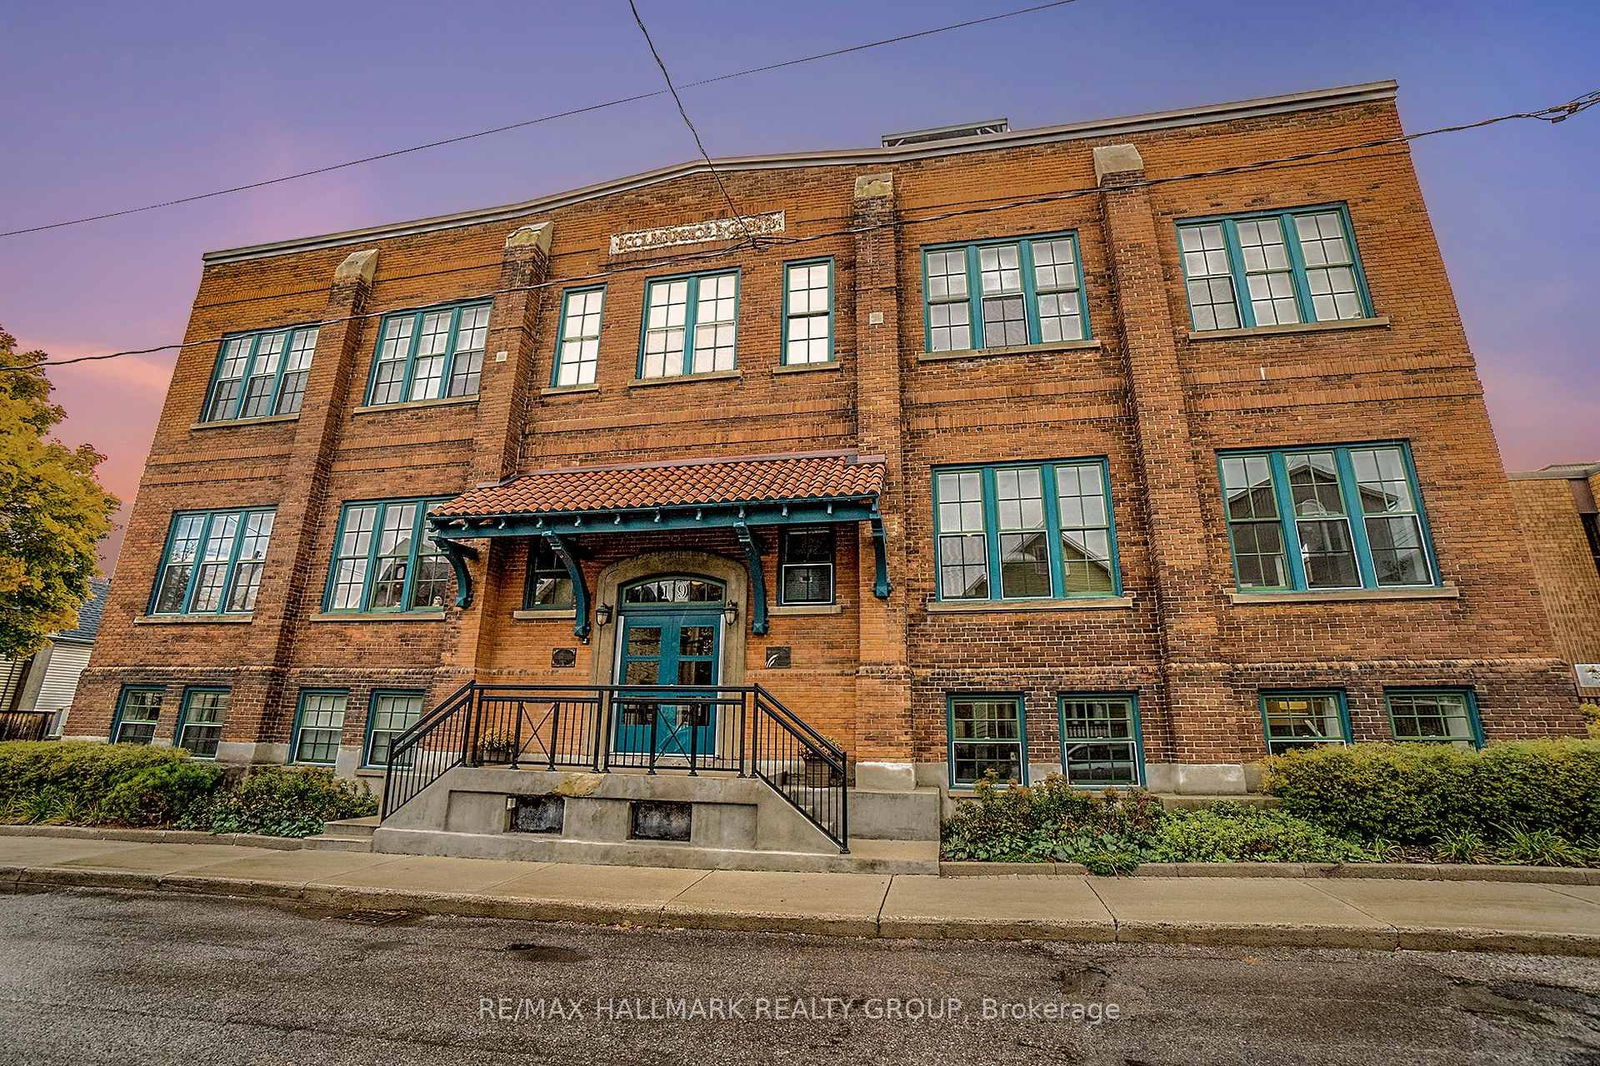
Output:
left=10, top=865, right=1600, bottom=958
left=939, top=861, right=1600, bottom=884
left=0, top=824, right=303, bottom=850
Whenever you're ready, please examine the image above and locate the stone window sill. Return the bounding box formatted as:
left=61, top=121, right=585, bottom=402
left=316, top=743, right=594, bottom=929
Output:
left=308, top=611, right=447, bottom=622
left=628, top=370, right=742, bottom=389
left=352, top=395, right=478, bottom=415
left=511, top=609, right=578, bottom=620
left=925, top=595, right=1134, bottom=613
left=355, top=768, right=388, bottom=778
left=1228, top=584, right=1459, bottom=605
left=769, top=603, right=844, bottom=616
left=917, top=339, right=1101, bottom=363
left=772, top=361, right=842, bottom=376
left=540, top=383, right=600, bottom=397
left=134, top=614, right=255, bottom=625
left=1187, top=316, right=1390, bottom=342
left=189, top=413, right=299, bottom=431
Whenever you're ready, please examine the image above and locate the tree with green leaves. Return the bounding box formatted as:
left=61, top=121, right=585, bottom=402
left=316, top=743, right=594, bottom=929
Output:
left=0, top=327, right=118, bottom=658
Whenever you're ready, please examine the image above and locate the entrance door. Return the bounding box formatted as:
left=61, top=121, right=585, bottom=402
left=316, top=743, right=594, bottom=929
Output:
left=614, top=577, right=724, bottom=757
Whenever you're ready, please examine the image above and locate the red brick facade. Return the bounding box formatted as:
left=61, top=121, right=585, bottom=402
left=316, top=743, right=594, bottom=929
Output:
left=1509, top=466, right=1600, bottom=699
left=68, top=81, right=1583, bottom=791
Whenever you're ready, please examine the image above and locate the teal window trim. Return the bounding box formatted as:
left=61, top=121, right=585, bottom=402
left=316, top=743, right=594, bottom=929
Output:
left=364, top=299, right=493, bottom=405
left=920, top=232, right=1090, bottom=352
left=776, top=527, right=836, bottom=606
left=110, top=685, right=164, bottom=744
left=931, top=457, right=1122, bottom=602
left=780, top=257, right=835, bottom=365
left=636, top=268, right=741, bottom=379
left=1176, top=203, right=1373, bottom=331
left=289, top=689, right=349, bottom=766
left=1259, top=689, right=1352, bottom=756
left=946, top=692, right=1028, bottom=788
left=551, top=285, right=606, bottom=388
left=522, top=538, right=576, bottom=611
left=1217, top=441, right=1439, bottom=593
left=1384, top=687, right=1484, bottom=748
left=1057, top=692, right=1144, bottom=787
left=363, top=689, right=426, bottom=769
left=201, top=324, right=321, bottom=423
left=172, top=686, right=230, bottom=760
left=148, top=507, right=277, bottom=616
left=323, top=497, right=453, bottom=613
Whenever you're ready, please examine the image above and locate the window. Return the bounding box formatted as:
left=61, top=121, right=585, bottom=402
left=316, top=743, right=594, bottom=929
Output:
left=640, top=271, right=738, bottom=378
left=779, top=528, right=835, bottom=605
left=1220, top=443, right=1437, bottom=592
left=933, top=460, right=1119, bottom=601
left=366, top=301, right=492, bottom=405
left=1059, top=694, right=1142, bottom=786
left=553, top=287, right=604, bottom=387
left=325, top=499, right=452, bottom=613
left=175, top=688, right=229, bottom=758
left=292, top=690, right=348, bottom=765
left=365, top=691, right=424, bottom=768
left=948, top=695, right=1026, bottom=787
left=1386, top=689, right=1483, bottom=747
left=202, top=326, right=320, bottom=422
left=150, top=508, right=276, bottom=616
left=524, top=539, right=574, bottom=610
left=782, top=260, right=833, bottom=365
left=1178, top=206, right=1370, bottom=331
left=1261, top=691, right=1350, bottom=756
left=111, top=687, right=163, bottom=745
left=922, top=234, right=1088, bottom=352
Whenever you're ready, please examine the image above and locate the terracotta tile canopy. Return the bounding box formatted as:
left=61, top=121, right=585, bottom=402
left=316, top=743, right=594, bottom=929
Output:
left=434, top=451, right=886, bottom=519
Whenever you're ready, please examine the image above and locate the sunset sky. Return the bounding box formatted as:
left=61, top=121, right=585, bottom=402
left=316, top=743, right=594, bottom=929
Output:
left=3, top=0, right=1596, bottom=573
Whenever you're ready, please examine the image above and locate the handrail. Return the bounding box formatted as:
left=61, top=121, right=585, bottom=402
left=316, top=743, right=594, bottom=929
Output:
left=377, top=681, right=849, bottom=851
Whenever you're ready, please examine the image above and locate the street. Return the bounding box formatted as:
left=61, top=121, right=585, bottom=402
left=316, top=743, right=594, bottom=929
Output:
left=1, top=888, right=1598, bottom=1064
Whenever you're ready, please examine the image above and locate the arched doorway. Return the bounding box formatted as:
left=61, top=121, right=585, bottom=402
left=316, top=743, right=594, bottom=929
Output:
left=614, top=575, right=726, bottom=756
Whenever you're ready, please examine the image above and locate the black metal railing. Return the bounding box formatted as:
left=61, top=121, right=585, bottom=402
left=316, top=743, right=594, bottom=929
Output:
left=0, top=710, right=54, bottom=742
left=380, top=683, right=848, bottom=852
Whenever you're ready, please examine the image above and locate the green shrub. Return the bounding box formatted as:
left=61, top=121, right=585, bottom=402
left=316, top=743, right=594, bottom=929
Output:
left=1145, top=805, right=1366, bottom=864
left=1583, top=703, right=1600, bottom=740
left=940, top=776, right=1163, bottom=863
left=178, top=767, right=376, bottom=838
left=0, top=742, right=223, bottom=826
left=1261, top=741, right=1600, bottom=844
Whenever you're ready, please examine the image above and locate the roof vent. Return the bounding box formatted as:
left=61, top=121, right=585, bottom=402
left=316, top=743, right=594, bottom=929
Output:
left=881, top=118, right=1009, bottom=148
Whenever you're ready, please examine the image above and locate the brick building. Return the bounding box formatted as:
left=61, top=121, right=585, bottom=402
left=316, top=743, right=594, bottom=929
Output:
left=66, top=80, right=1583, bottom=861
left=1509, top=462, right=1600, bottom=700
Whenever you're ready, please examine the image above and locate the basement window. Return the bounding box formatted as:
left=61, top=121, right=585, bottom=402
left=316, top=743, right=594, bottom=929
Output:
left=630, top=801, right=692, bottom=842
left=511, top=794, right=565, bottom=834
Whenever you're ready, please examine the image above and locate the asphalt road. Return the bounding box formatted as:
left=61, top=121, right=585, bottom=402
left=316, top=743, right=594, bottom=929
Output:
left=3, top=888, right=1600, bottom=1065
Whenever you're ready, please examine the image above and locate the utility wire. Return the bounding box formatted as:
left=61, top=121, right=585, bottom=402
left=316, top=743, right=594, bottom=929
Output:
left=0, top=0, right=1087, bottom=240
left=6, top=88, right=1595, bottom=374
left=626, top=0, right=755, bottom=244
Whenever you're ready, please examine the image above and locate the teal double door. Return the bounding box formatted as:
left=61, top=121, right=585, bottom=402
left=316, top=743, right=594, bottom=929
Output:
left=615, top=605, right=722, bottom=756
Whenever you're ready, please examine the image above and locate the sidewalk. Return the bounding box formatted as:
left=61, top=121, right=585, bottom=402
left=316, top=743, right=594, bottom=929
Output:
left=4, top=835, right=1599, bottom=955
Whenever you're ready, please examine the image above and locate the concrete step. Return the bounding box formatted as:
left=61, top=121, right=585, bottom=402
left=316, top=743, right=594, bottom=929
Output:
left=302, top=816, right=380, bottom=852
left=849, top=787, right=943, bottom=841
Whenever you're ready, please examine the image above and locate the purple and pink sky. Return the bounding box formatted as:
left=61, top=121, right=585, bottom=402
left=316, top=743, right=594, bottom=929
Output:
left=3, top=0, right=1596, bottom=573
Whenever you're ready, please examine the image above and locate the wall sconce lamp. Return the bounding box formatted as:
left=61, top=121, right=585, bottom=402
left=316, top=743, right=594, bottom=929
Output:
left=721, top=601, right=739, bottom=625
left=594, top=603, right=614, bottom=627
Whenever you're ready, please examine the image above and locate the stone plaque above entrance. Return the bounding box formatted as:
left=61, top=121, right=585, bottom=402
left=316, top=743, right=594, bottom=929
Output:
left=608, top=211, right=784, bottom=256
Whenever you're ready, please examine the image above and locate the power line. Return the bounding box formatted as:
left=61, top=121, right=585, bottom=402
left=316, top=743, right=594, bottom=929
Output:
left=7, top=87, right=1595, bottom=374
left=626, top=0, right=755, bottom=244
left=0, top=0, right=1088, bottom=240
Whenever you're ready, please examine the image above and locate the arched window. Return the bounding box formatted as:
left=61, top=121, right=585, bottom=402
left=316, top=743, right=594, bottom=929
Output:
left=621, top=576, right=725, bottom=605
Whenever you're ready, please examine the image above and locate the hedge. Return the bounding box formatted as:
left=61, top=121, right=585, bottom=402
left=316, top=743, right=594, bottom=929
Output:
left=0, top=742, right=375, bottom=836
left=1261, top=741, right=1600, bottom=845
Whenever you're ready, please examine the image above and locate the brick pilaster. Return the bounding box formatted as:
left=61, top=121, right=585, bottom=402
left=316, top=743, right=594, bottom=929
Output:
left=1094, top=146, right=1234, bottom=765
left=437, top=223, right=555, bottom=693
left=249, top=249, right=379, bottom=749
left=850, top=174, right=915, bottom=778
